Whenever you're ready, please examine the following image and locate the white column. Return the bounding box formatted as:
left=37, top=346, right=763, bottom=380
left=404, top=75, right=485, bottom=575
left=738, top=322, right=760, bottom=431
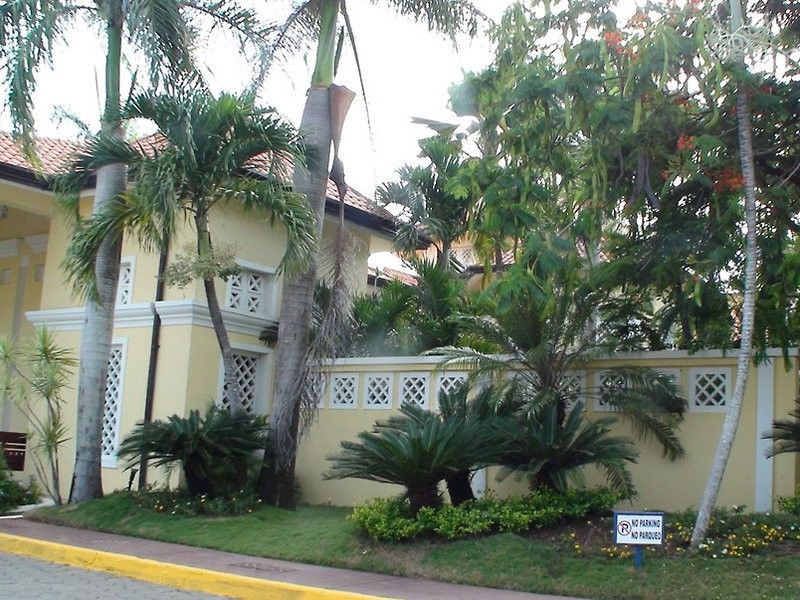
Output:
left=755, top=361, right=775, bottom=512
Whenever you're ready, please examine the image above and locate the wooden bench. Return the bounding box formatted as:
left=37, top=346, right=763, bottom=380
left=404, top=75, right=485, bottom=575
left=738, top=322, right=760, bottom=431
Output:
left=0, top=432, right=26, bottom=471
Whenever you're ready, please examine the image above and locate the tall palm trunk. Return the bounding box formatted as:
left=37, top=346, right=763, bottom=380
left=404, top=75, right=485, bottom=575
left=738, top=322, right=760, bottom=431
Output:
left=69, top=0, right=125, bottom=503
left=260, top=0, right=339, bottom=508
left=196, top=212, right=244, bottom=415
left=690, top=0, right=759, bottom=551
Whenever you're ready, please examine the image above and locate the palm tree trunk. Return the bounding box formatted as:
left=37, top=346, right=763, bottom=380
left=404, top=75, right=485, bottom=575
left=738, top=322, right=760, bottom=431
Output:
left=260, top=0, right=339, bottom=508
left=690, top=0, right=759, bottom=552
left=446, top=470, right=475, bottom=506
left=69, top=1, right=125, bottom=503
left=196, top=213, right=244, bottom=415
left=439, top=239, right=451, bottom=271
left=408, top=483, right=440, bottom=516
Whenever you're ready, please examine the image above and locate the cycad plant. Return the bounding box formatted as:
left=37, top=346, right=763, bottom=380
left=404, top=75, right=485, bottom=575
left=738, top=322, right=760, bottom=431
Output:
left=763, top=398, right=800, bottom=457
left=325, top=406, right=491, bottom=515
left=498, top=402, right=638, bottom=497
left=118, top=405, right=269, bottom=497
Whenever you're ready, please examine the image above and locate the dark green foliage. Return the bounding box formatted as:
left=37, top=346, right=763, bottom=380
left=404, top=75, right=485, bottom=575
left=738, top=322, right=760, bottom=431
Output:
left=117, top=405, right=269, bottom=498
left=777, top=487, right=800, bottom=516
left=349, top=487, right=621, bottom=542
left=764, top=396, right=800, bottom=457
left=0, top=452, right=39, bottom=514
left=325, top=404, right=494, bottom=514
left=499, top=402, right=638, bottom=497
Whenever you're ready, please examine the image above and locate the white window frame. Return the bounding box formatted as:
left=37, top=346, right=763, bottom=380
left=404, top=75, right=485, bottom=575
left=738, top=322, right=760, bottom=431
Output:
left=689, top=367, right=731, bottom=413
left=329, top=373, right=359, bottom=409
left=364, top=373, right=394, bottom=410
left=224, top=259, right=277, bottom=318
left=399, top=373, right=430, bottom=409
left=217, top=342, right=270, bottom=415
left=116, top=256, right=135, bottom=306
left=102, top=338, right=128, bottom=469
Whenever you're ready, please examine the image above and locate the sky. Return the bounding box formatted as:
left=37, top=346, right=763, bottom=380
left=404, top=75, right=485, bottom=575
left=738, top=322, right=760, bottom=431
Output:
left=0, top=0, right=514, bottom=198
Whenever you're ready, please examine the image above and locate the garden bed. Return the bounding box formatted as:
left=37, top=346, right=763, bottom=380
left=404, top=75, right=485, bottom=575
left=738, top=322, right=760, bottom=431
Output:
left=27, top=492, right=800, bottom=600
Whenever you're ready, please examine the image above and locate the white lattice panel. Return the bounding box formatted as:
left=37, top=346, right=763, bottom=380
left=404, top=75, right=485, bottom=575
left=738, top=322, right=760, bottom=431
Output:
left=226, top=269, right=267, bottom=315
left=594, top=371, right=626, bottom=412
left=690, top=368, right=730, bottom=412
left=563, top=370, right=586, bottom=413
left=364, top=374, right=392, bottom=409
left=436, top=372, right=468, bottom=401
left=400, top=373, right=429, bottom=409
left=116, top=261, right=133, bottom=305
left=330, top=374, right=358, bottom=408
left=221, top=353, right=260, bottom=414
left=102, top=345, right=124, bottom=464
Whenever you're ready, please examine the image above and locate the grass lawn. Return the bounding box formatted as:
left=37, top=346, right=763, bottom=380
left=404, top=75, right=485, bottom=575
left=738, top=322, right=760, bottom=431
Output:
left=29, top=492, right=800, bottom=600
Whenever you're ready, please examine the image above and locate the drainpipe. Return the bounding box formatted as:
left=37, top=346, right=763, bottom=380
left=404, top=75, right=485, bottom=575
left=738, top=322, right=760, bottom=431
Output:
left=138, top=243, right=169, bottom=489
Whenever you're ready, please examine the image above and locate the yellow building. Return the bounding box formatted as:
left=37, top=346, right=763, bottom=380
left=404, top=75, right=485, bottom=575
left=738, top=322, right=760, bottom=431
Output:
left=1, top=133, right=798, bottom=513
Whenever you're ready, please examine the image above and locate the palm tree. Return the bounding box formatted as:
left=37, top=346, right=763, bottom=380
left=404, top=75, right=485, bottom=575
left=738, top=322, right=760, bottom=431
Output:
left=1, top=0, right=271, bottom=503
left=690, top=0, right=761, bottom=551
left=57, top=91, right=316, bottom=417
left=263, top=0, right=484, bottom=508
left=434, top=233, right=687, bottom=461
left=378, top=132, right=477, bottom=270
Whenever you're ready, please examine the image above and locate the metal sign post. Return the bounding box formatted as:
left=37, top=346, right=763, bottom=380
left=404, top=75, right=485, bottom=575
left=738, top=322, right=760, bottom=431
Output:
left=613, top=511, right=664, bottom=569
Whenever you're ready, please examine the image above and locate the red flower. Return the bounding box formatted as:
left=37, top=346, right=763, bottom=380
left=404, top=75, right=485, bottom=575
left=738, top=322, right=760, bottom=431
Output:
left=677, top=135, right=695, bottom=152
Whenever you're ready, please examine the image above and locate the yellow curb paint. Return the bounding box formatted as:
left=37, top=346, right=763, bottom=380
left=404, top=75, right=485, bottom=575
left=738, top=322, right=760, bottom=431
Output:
left=0, top=533, right=395, bottom=600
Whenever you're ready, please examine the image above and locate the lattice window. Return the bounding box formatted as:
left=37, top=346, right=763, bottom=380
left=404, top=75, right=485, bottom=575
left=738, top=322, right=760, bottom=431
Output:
left=330, top=374, right=358, bottom=408
left=225, top=269, right=269, bottom=316
left=116, top=260, right=133, bottom=305
left=563, top=370, right=586, bottom=413
left=594, top=371, right=626, bottom=412
left=102, top=345, right=125, bottom=466
left=221, top=352, right=260, bottom=414
left=436, top=372, right=468, bottom=402
left=400, top=374, right=429, bottom=409
left=365, top=374, right=392, bottom=409
left=690, top=368, right=730, bottom=412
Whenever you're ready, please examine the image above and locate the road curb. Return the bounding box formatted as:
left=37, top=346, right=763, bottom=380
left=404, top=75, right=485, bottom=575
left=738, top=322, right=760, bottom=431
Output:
left=0, top=532, right=394, bottom=600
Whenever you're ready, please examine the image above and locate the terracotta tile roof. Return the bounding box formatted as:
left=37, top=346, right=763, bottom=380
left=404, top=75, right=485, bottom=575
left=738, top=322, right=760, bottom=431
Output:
left=0, top=131, right=395, bottom=230
left=0, top=132, right=80, bottom=175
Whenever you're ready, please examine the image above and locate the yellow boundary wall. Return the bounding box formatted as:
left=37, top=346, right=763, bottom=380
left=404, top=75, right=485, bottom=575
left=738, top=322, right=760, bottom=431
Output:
left=0, top=532, right=393, bottom=600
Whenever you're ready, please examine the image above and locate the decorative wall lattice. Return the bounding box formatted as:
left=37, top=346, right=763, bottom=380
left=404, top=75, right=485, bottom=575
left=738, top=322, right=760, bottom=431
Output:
left=690, top=368, right=730, bottom=411
left=226, top=269, right=267, bottom=315
left=221, top=352, right=260, bottom=414
left=563, top=370, right=586, bottom=413
left=436, top=372, right=468, bottom=402
left=400, top=374, right=429, bottom=408
left=116, top=261, right=133, bottom=305
left=595, top=371, right=626, bottom=412
left=365, top=374, right=392, bottom=409
left=102, top=345, right=124, bottom=464
left=330, top=374, right=358, bottom=408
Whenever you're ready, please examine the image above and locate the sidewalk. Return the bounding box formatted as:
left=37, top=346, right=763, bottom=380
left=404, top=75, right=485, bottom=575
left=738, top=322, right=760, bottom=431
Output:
left=0, top=517, right=585, bottom=600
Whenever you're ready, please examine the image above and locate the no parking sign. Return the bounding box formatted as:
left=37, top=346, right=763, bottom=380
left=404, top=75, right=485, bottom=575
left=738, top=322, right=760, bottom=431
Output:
left=613, top=511, right=664, bottom=568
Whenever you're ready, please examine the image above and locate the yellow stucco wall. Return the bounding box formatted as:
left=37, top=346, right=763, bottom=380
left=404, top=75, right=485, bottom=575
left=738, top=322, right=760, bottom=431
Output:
left=297, top=354, right=800, bottom=512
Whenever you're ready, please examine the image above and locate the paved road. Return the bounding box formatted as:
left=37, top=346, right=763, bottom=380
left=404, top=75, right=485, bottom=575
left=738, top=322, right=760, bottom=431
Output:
left=0, top=551, right=226, bottom=599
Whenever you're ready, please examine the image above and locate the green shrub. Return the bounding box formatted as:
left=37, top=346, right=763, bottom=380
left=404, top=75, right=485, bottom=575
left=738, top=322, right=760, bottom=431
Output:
left=777, top=487, right=800, bottom=515
left=118, top=405, right=269, bottom=498
left=350, top=487, right=621, bottom=542
left=0, top=453, right=39, bottom=514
